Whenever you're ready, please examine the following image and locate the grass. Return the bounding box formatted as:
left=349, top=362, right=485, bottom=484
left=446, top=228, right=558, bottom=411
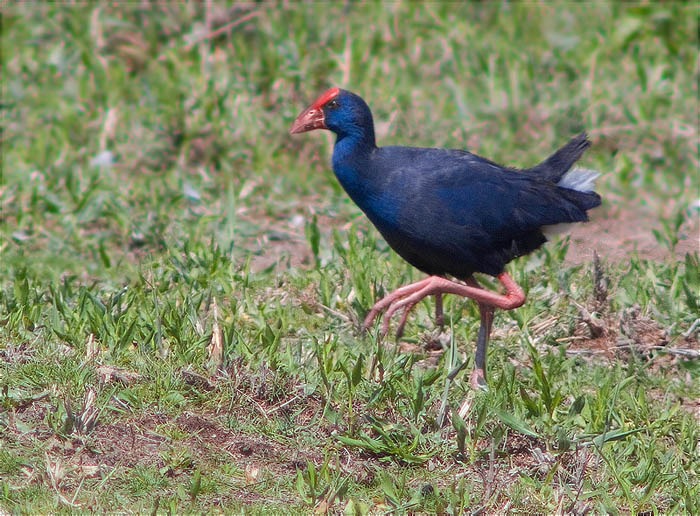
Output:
left=1, top=2, right=699, bottom=514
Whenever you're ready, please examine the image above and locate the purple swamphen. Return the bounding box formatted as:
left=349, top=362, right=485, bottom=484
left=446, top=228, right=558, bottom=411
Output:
left=290, top=88, right=601, bottom=388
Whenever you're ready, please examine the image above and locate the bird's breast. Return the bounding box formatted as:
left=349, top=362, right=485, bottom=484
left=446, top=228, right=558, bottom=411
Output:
left=332, top=161, right=401, bottom=230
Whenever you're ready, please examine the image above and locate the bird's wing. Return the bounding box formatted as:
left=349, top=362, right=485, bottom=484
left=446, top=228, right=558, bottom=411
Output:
left=369, top=146, right=599, bottom=276
left=379, top=149, right=590, bottom=235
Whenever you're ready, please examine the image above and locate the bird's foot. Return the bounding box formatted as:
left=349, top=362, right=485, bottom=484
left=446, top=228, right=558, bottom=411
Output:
left=363, top=277, right=436, bottom=339
left=364, top=275, right=518, bottom=339
left=364, top=274, right=525, bottom=390
left=469, top=368, right=489, bottom=391
left=364, top=274, right=526, bottom=339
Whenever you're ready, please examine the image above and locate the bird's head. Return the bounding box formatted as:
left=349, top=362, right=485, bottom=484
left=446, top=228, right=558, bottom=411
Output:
left=290, top=88, right=375, bottom=142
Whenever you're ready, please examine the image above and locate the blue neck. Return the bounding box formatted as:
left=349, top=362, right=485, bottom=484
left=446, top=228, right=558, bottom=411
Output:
left=331, top=132, right=401, bottom=231
left=331, top=132, right=376, bottom=202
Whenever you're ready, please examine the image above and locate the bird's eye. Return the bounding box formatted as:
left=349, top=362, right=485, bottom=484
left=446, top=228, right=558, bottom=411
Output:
left=327, top=99, right=339, bottom=110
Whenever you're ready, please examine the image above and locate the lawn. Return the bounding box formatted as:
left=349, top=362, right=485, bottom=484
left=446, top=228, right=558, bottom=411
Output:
left=1, top=2, right=698, bottom=514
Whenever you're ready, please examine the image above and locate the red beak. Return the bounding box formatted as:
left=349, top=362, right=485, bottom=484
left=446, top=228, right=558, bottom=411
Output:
left=290, top=106, right=326, bottom=134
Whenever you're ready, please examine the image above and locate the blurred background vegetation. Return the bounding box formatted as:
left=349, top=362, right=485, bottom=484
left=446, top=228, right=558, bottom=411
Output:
left=2, top=2, right=697, bottom=278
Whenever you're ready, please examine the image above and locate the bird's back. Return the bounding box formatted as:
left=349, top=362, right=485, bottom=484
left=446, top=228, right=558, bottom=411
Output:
left=350, top=136, right=600, bottom=279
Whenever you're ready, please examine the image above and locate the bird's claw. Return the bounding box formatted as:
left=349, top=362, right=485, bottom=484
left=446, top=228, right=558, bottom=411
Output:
left=363, top=277, right=442, bottom=339
left=363, top=297, right=421, bottom=340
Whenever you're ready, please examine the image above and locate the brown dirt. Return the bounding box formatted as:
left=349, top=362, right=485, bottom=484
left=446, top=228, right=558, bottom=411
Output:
left=5, top=392, right=331, bottom=507
left=565, top=305, right=698, bottom=370
left=4, top=390, right=391, bottom=510
left=565, top=198, right=698, bottom=265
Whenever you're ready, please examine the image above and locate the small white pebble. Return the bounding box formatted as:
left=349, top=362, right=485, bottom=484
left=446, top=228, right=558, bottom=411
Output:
left=90, top=150, right=114, bottom=168
left=183, top=182, right=201, bottom=202
left=290, top=214, right=305, bottom=228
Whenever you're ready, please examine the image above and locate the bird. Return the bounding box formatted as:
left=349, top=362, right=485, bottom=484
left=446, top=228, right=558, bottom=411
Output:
left=290, top=87, right=601, bottom=389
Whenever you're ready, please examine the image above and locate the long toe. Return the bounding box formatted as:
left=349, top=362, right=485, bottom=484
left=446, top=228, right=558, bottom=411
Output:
left=395, top=308, right=411, bottom=340
left=393, top=299, right=423, bottom=340
left=364, top=277, right=440, bottom=336
left=362, top=311, right=378, bottom=332
left=363, top=301, right=389, bottom=331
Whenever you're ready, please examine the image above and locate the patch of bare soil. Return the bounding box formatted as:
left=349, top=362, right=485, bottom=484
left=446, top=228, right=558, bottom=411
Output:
left=2, top=361, right=380, bottom=509
left=416, top=433, right=601, bottom=514
left=565, top=199, right=698, bottom=265
left=573, top=310, right=696, bottom=373
left=561, top=246, right=699, bottom=373
left=5, top=402, right=314, bottom=508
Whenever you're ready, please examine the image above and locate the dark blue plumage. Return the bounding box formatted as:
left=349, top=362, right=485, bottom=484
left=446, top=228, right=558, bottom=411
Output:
left=291, top=87, right=602, bottom=389
left=296, top=88, right=601, bottom=279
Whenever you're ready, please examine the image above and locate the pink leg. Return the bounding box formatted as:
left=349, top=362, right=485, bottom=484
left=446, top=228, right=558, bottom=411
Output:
left=370, top=273, right=524, bottom=337
left=392, top=293, right=443, bottom=340
left=365, top=273, right=526, bottom=387
left=362, top=277, right=435, bottom=332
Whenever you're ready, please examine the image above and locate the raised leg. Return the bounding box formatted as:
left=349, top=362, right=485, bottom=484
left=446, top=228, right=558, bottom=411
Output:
left=365, top=273, right=525, bottom=388
left=364, top=273, right=524, bottom=338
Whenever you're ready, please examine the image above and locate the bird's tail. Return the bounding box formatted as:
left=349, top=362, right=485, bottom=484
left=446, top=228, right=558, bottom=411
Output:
left=557, top=167, right=599, bottom=193
left=542, top=170, right=601, bottom=238
left=556, top=167, right=601, bottom=212
left=529, top=132, right=591, bottom=182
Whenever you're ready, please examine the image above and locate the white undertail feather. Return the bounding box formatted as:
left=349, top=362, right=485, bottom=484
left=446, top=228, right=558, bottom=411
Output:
left=541, top=223, right=575, bottom=238
left=557, top=167, right=599, bottom=192
left=542, top=168, right=600, bottom=238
